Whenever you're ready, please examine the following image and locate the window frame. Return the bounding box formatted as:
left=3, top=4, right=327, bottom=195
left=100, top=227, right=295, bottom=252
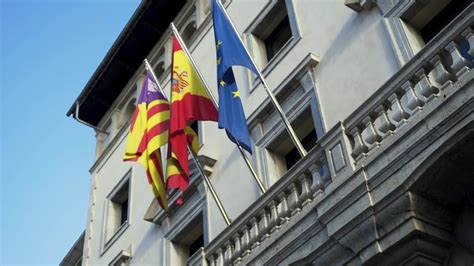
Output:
left=244, top=0, right=301, bottom=92
left=161, top=184, right=207, bottom=266
left=248, top=54, right=323, bottom=187
left=101, top=170, right=132, bottom=254
left=378, top=0, right=470, bottom=66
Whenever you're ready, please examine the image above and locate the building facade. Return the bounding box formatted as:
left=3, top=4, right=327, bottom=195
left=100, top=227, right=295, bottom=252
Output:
left=62, top=0, right=474, bottom=265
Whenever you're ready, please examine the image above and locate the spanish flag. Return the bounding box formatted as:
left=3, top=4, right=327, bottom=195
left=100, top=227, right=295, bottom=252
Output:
left=124, top=70, right=170, bottom=211
left=167, top=35, right=218, bottom=203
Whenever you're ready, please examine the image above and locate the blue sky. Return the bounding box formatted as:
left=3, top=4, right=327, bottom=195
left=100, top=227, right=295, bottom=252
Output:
left=1, top=0, right=140, bottom=264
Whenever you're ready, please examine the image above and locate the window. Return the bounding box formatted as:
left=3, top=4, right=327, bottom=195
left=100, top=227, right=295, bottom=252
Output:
left=103, top=119, right=113, bottom=147
left=381, top=0, right=471, bottom=63
left=170, top=212, right=204, bottom=265
left=246, top=0, right=300, bottom=72
left=266, top=107, right=318, bottom=177
left=264, top=16, right=292, bottom=61
left=109, top=180, right=129, bottom=230
left=284, top=129, right=317, bottom=170
left=249, top=55, right=323, bottom=185
left=407, top=0, right=471, bottom=45
left=154, top=61, right=165, bottom=79
left=104, top=173, right=131, bottom=248
left=181, top=21, right=197, bottom=43
left=121, top=97, right=136, bottom=128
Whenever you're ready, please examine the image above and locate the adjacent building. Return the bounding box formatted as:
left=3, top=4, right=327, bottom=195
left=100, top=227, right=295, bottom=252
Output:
left=62, top=0, right=474, bottom=265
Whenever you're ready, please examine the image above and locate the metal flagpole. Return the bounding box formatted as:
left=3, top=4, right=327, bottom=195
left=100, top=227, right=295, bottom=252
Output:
left=215, top=0, right=307, bottom=157
left=170, top=23, right=266, bottom=194
left=144, top=59, right=232, bottom=225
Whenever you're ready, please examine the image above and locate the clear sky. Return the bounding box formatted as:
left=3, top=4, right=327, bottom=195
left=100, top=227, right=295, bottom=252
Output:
left=1, top=0, right=140, bottom=264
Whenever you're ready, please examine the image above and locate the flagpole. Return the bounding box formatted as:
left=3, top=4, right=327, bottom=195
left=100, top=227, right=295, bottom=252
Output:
left=188, top=148, right=232, bottom=225
left=170, top=23, right=266, bottom=194
left=144, top=59, right=231, bottom=225
left=215, top=0, right=307, bottom=157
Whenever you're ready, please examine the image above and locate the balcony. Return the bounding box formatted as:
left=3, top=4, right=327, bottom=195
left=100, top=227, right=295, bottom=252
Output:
left=204, top=5, right=473, bottom=265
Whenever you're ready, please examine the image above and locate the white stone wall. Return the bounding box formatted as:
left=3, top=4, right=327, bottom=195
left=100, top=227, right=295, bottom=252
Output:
left=82, top=0, right=399, bottom=264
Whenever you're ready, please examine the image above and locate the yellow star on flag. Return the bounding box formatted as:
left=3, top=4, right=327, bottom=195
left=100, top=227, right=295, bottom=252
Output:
left=217, top=57, right=222, bottom=65
left=217, top=40, right=222, bottom=50
left=232, top=90, right=240, bottom=98
left=220, top=80, right=226, bottom=87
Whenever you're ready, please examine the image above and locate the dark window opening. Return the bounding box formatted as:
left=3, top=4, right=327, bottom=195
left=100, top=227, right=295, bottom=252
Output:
left=154, top=61, right=165, bottom=78
left=188, top=233, right=204, bottom=257
left=120, top=198, right=128, bottom=225
left=111, top=180, right=129, bottom=227
left=190, top=121, right=199, bottom=136
left=264, top=16, right=292, bottom=61
left=182, top=22, right=197, bottom=43
left=105, top=178, right=130, bottom=242
left=420, top=0, right=470, bottom=43
left=171, top=212, right=204, bottom=264
left=284, top=129, right=318, bottom=170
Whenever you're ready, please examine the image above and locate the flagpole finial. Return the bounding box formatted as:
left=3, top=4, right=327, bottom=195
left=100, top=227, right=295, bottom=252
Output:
left=170, top=22, right=178, bottom=35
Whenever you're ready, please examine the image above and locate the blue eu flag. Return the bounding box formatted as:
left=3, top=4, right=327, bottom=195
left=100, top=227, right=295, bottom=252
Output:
left=212, top=0, right=259, bottom=153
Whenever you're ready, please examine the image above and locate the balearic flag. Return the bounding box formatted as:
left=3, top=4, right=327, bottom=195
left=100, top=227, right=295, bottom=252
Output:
left=167, top=35, right=218, bottom=203
left=212, top=0, right=258, bottom=153
left=123, top=70, right=170, bottom=210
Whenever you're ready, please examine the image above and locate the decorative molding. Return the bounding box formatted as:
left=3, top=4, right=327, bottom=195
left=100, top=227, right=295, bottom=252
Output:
left=344, top=0, right=374, bottom=12
left=248, top=53, right=319, bottom=128
left=109, top=247, right=132, bottom=266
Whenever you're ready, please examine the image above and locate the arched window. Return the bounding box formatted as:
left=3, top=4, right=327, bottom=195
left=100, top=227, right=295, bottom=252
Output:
left=181, top=21, right=197, bottom=43
left=121, top=97, right=137, bottom=127
left=154, top=61, right=165, bottom=79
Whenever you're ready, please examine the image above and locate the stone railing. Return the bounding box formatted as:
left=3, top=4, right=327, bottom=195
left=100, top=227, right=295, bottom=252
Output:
left=346, top=5, right=473, bottom=163
left=204, top=145, right=328, bottom=265
left=187, top=247, right=206, bottom=266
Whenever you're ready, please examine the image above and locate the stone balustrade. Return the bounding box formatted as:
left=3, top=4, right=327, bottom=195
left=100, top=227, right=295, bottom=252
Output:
left=187, top=247, right=206, bottom=266
left=345, top=7, right=473, bottom=163
left=205, top=145, right=327, bottom=265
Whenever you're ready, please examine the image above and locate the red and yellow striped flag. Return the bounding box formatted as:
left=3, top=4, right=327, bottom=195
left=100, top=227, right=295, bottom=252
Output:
left=167, top=35, right=218, bottom=203
left=124, top=70, right=170, bottom=210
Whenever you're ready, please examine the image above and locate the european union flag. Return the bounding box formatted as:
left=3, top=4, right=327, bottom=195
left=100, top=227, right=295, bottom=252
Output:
left=212, top=0, right=258, bottom=153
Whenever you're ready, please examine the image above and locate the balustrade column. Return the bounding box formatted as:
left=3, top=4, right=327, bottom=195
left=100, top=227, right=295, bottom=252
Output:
left=231, top=233, right=242, bottom=264
left=268, top=200, right=280, bottom=233
left=249, top=217, right=260, bottom=249
left=401, top=80, right=424, bottom=113
left=374, top=104, right=395, bottom=137
left=216, top=247, right=224, bottom=266
left=445, top=41, right=471, bottom=76
left=308, top=164, right=324, bottom=197
left=223, top=241, right=232, bottom=265
left=464, top=27, right=474, bottom=57
left=277, top=192, right=290, bottom=223
left=414, top=68, right=439, bottom=101
left=298, top=173, right=313, bottom=207
left=387, top=92, right=409, bottom=125
left=241, top=225, right=251, bottom=257
left=429, top=55, right=454, bottom=88
left=348, top=126, right=369, bottom=161
left=258, top=209, right=270, bottom=242
left=288, top=182, right=302, bottom=216
left=207, top=253, right=217, bottom=266
left=362, top=116, right=382, bottom=148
